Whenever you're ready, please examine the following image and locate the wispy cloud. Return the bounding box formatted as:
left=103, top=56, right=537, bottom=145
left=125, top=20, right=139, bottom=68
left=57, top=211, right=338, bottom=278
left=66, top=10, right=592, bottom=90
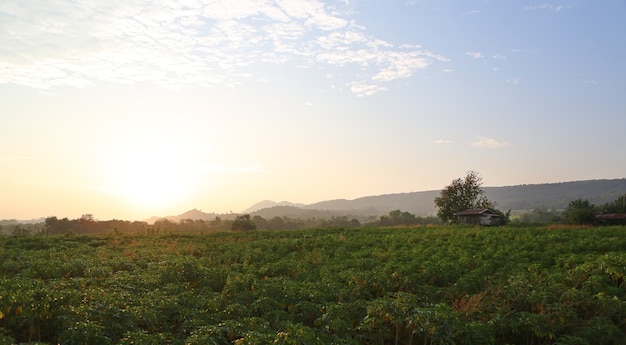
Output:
left=349, top=81, right=387, bottom=97
left=465, top=51, right=484, bottom=59
left=506, top=77, right=520, bottom=85
left=434, top=139, right=454, bottom=144
left=0, top=0, right=447, bottom=96
left=471, top=136, right=509, bottom=148
left=581, top=79, right=598, bottom=86
left=523, top=4, right=570, bottom=12
left=463, top=9, right=481, bottom=16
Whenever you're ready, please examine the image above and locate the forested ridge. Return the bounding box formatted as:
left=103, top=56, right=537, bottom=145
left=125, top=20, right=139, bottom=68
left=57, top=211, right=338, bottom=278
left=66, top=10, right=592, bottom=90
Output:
left=246, top=178, right=626, bottom=218
left=1, top=225, right=625, bottom=344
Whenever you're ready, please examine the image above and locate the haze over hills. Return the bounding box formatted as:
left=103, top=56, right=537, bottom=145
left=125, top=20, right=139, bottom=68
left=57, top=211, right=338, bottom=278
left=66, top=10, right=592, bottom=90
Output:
left=240, top=179, right=626, bottom=221
left=243, top=200, right=306, bottom=213
left=482, top=179, right=626, bottom=211
left=4, top=179, right=625, bottom=224
left=143, top=209, right=234, bottom=224
left=149, top=178, right=626, bottom=223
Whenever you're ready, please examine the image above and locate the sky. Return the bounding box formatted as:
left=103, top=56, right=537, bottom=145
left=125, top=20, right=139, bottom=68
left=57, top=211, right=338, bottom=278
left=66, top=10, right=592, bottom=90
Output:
left=1, top=0, right=625, bottom=221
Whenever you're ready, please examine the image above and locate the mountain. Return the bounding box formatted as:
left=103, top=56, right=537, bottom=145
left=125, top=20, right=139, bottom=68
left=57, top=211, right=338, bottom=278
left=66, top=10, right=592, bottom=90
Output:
left=145, top=209, right=238, bottom=224
left=483, top=179, right=626, bottom=211
left=250, top=205, right=381, bottom=222
left=0, top=217, right=46, bottom=225
left=176, top=209, right=225, bottom=221
left=242, top=200, right=306, bottom=214
left=153, top=178, right=626, bottom=223
left=304, top=191, right=440, bottom=216
left=245, top=178, right=626, bottom=220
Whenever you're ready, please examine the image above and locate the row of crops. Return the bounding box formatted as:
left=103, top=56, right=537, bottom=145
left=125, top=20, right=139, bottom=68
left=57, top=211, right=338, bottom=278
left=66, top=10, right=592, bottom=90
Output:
left=1, top=225, right=625, bottom=344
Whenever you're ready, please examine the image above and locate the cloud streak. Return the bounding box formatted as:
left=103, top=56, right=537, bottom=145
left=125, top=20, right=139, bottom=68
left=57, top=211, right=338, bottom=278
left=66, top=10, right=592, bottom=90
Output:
left=434, top=139, right=454, bottom=144
left=523, top=4, right=570, bottom=12
left=471, top=136, right=509, bottom=148
left=465, top=51, right=484, bottom=59
left=0, top=0, right=447, bottom=96
left=507, top=78, right=520, bottom=86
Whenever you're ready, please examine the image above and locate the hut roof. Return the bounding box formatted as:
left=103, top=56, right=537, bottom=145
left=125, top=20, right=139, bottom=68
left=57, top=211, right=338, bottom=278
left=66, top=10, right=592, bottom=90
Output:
left=454, top=208, right=499, bottom=216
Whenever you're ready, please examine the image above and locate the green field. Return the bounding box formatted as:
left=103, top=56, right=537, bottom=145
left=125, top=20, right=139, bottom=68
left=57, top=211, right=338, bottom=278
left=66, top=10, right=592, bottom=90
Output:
left=1, top=225, right=625, bottom=344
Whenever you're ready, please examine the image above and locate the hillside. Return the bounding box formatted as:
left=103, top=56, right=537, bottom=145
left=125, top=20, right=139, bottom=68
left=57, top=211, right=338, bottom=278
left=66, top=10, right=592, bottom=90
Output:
left=144, top=209, right=238, bottom=224
left=249, top=205, right=381, bottom=222
left=244, top=178, right=626, bottom=220
left=137, top=178, right=626, bottom=223
left=483, top=179, right=626, bottom=211
left=242, top=200, right=306, bottom=213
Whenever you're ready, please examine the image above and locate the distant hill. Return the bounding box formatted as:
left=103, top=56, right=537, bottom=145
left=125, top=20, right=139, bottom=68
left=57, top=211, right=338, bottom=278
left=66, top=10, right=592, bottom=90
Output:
left=483, top=179, right=626, bottom=211
left=149, top=178, right=626, bottom=223
left=249, top=205, right=381, bottom=222
left=0, top=217, right=46, bottom=225
left=4, top=179, right=625, bottom=225
left=305, top=192, right=440, bottom=216
left=145, top=209, right=238, bottom=224
left=243, top=179, right=626, bottom=220
left=242, top=200, right=306, bottom=214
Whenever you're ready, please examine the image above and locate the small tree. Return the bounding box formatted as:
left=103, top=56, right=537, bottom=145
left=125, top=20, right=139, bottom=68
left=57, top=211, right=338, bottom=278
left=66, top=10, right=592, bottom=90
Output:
left=12, top=224, right=29, bottom=236
left=379, top=210, right=418, bottom=226
left=80, top=214, right=95, bottom=222
left=231, top=214, right=257, bottom=231
left=252, top=215, right=269, bottom=230
left=600, top=194, right=626, bottom=214
left=563, top=199, right=597, bottom=225
left=434, top=171, right=496, bottom=223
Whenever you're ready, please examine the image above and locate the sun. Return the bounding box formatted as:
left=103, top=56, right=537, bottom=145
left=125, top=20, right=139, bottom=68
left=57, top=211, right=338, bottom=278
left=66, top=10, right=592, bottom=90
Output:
left=101, top=132, right=199, bottom=211
left=111, top=154, right=189, bottom=209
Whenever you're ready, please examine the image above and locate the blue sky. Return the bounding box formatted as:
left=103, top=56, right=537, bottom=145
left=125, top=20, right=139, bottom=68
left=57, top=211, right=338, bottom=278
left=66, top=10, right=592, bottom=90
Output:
left=1, top=0, right=625, bottom=220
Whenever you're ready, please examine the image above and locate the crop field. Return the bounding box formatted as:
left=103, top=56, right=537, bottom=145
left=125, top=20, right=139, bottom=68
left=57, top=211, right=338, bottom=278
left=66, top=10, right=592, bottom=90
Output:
left=1, top=225, right=626, bottom=344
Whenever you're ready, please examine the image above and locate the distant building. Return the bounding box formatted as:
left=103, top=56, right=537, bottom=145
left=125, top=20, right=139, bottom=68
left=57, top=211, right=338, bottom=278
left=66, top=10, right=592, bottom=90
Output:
left=595, top=213, right=626, bottom=225
left=455, top=209, right=503, bottom=226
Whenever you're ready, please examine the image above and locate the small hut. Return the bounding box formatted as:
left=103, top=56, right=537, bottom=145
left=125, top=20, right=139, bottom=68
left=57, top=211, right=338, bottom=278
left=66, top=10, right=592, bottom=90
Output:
left=455, top=209, right=503, bottom=226
left=595, top=213, right=626, bottom=225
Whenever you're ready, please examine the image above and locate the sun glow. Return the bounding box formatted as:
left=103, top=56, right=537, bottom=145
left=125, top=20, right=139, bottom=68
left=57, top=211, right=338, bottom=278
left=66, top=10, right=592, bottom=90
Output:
left=101, top=130, right=204, bottom=211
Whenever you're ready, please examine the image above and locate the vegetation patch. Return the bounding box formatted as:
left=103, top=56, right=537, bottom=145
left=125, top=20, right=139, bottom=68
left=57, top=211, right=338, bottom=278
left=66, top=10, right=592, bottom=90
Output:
left=1, top=226, right=625, bottom=344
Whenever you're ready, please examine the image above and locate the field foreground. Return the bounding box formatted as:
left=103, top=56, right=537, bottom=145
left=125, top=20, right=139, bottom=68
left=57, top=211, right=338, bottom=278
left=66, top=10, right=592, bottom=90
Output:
left=1, top=225, right=625, bottom=344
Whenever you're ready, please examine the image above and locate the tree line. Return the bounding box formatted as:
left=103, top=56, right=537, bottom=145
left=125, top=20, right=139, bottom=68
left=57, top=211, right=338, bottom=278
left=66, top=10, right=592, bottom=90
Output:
left=3, top=210, right=436, bottom=236
left=562, top=195, right=626, bottom=225
left=3, top=199, right=623, bottom=236
left=2, top=171, right=624, bottom=236
left=434, top=171, right=626, bottom=226
left=508, top=195, right=626, bottom=225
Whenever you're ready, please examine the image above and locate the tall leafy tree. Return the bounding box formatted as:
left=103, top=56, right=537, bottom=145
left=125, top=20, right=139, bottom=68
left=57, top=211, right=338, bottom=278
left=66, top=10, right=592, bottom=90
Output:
left=601, top=194, right=626, bottom=213
left=378, top=210, right=418, bottom=226
left=434, top=171, right=495, bottom=223
left=563, top=199, right=597, bottom=224
left=232, top=214, right=257, bottom=231
left=252, top=215, right=269, bottom=230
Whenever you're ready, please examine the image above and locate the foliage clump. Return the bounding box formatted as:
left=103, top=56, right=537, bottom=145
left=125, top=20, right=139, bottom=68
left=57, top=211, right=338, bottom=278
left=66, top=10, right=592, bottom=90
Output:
left=563, top=199, right=598, bottom=225
left=434, top=171, right=508, bottom=223
left=1, top=225, right=626, bottom=344
left=231, top=214, right=257, bottom=231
